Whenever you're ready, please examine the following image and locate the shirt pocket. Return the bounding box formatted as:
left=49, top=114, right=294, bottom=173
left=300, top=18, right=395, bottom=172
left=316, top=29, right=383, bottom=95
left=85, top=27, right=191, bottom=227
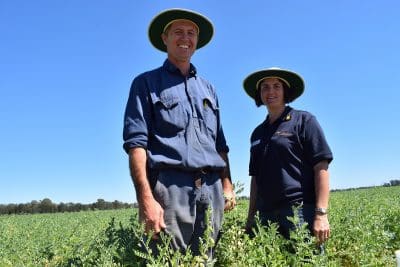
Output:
left=273, top=130, right=298, bottom=150
left=201, top=97, right=218, bottom=139
left=152, top=94, right=187, bottom=136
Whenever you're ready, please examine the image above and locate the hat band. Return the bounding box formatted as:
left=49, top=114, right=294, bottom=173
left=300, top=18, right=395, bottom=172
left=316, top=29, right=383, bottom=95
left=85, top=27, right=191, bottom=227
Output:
left=255, top=76, right=291, bottom=90
left=163, top=19, right=200, bottom=34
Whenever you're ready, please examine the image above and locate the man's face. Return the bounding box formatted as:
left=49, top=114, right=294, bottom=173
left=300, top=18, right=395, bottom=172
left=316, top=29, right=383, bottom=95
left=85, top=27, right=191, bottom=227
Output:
left=162, top=19, right=198, bottom=63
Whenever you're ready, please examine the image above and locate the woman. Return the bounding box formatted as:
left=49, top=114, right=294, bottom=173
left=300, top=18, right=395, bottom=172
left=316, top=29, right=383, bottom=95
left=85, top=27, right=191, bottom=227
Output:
left=243, top=67, right=333, bottom=245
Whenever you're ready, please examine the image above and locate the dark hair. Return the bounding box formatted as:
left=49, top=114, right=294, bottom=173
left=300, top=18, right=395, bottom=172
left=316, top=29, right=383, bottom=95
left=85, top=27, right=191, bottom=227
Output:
left=254, top=79, right=293, bottom=107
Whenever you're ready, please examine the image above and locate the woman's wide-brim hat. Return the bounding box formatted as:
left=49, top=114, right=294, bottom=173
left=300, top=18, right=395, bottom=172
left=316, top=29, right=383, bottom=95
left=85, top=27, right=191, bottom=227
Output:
left=148, top=8, right=214, bottom=52
left=243, top=67, right=305, bottom=103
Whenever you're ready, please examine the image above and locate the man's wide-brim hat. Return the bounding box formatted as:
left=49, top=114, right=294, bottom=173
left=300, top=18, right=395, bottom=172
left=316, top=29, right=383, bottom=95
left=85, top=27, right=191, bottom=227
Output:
left=148, top=8, right=214, bottom=52
left=243, top=67, right=305, bottom=103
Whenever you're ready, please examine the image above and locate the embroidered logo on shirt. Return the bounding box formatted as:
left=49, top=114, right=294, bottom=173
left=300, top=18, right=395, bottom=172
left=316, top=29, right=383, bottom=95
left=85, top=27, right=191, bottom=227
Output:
left=203, top=99, right=208, bottom=108
left=275, top=131, right=293, bottom=137
left=251, top=139, right=261, bottom=147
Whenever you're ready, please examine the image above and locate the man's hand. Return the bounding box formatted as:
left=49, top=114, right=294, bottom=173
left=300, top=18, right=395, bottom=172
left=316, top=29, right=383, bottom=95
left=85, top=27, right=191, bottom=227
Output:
left=139, top=195, right=166, bottom=239
left=129, top=147, right=166, bottom=238
left=218, top=152, right=236, bottom=211
left=223, top=188, right=236, bottom=211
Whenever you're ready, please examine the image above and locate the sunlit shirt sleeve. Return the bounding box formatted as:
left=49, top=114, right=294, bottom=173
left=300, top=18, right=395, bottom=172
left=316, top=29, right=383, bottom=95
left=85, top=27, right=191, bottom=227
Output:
left=123, top=76, right=151, bottom=152
left=302, top=115, right=333, bottom=165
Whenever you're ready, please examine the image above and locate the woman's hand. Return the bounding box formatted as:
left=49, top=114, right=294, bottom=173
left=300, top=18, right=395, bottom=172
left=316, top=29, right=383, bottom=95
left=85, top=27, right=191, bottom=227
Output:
left=313, top=214, right=330, bottom=244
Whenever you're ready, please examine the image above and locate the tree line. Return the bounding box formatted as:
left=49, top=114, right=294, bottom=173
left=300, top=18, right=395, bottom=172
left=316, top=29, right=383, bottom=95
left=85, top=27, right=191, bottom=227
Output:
left=2, top=180, right=398, bottom=215
left=383, top=179, right=400, bottom=187
left=330, top=179, right=400, bottom=192
left=0, top=198, right=134, bottom=215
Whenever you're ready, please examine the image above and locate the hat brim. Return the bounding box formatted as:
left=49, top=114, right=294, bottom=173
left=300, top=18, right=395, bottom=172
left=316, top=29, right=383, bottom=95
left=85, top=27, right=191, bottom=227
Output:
left=243, top=68, right=305, bottom=103
left=148, top=8, right=214, bottom=52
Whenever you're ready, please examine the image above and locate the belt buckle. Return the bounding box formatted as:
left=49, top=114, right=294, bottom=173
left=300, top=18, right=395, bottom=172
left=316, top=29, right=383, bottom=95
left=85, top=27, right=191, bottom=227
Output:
left=194, top=177, right=202, bottom=188
left=199, top=168, right=207, bottom=175
left=194, top=168, right=208, bottom=188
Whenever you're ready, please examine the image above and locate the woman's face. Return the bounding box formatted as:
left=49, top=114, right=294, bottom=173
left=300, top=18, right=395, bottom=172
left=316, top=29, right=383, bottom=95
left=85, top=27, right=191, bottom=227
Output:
left=259, top=78, right=285, bottom=109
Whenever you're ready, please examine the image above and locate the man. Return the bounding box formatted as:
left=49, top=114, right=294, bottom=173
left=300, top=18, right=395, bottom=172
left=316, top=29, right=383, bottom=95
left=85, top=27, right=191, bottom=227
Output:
left=123, top=8, right=235, bottom=255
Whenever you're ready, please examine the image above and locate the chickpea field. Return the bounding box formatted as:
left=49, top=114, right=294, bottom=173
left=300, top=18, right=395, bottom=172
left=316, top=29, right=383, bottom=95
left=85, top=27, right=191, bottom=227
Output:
left=1, top=186, right=399, bottom=266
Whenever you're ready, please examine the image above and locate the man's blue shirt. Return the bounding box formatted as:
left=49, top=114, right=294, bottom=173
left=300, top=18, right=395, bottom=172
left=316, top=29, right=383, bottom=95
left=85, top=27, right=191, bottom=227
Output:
left=123, top=59, right=229, bottom=171
left=249, top=106, right=333, bottom=211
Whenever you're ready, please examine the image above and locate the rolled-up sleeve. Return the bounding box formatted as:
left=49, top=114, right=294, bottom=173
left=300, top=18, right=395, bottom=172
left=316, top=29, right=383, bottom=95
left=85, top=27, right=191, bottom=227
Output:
left=123, top=76, right=151, bottom=154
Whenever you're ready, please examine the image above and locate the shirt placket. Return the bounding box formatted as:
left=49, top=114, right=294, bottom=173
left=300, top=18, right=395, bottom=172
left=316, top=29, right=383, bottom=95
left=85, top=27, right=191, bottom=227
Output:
left=184, top=77, right=200, bottom=129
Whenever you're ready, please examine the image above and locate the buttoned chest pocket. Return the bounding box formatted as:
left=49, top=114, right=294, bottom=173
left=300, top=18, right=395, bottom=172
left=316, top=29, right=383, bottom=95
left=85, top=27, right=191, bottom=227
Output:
left=152, top=95, right=187, bottom=136
left=201, top=97, right=218, bottom=139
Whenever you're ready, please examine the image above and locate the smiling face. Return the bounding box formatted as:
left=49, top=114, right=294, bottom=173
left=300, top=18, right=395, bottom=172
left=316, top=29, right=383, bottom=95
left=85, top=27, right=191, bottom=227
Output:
left=259, top=78, right=286, bottom=110
left=161, top=19, right=198, bottom=65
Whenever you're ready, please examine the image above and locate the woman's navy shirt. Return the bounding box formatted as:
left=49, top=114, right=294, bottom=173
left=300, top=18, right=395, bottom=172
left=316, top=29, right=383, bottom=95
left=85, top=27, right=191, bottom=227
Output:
left=249, top=106, right=333, bottom=212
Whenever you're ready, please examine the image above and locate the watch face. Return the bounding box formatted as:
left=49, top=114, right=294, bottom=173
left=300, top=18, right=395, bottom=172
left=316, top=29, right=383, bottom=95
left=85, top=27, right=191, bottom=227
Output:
left=315, top=208, right=327, bottom=214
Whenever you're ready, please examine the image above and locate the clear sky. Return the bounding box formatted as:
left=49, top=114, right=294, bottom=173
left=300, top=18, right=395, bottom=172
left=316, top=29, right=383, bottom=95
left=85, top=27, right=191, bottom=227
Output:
left=1, top=1, right=399, bottom=204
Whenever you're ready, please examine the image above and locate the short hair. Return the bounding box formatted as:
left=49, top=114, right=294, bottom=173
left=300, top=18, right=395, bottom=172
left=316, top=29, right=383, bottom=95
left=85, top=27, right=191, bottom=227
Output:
left=163, top=23, right=173, bottom=34
left=163, top=20, right=199, bottom=35
left=254, top=79, right=293, bottom=107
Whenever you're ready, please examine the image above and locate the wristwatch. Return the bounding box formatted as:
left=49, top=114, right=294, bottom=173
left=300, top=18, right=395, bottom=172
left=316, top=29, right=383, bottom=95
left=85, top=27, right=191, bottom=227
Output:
left=315, top=207, right=328, bottom=215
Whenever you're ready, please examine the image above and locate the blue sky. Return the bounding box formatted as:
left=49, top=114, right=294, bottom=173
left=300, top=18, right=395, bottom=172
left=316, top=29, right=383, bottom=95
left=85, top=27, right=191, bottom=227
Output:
left=1, top=1, right=399, bottom=204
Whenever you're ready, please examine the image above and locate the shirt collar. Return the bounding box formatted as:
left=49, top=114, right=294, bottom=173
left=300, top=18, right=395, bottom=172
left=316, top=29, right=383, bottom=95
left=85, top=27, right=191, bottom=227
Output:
left=264, top=106, right=293, bottom=126
left=163, top=59, right=197, bottom=78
